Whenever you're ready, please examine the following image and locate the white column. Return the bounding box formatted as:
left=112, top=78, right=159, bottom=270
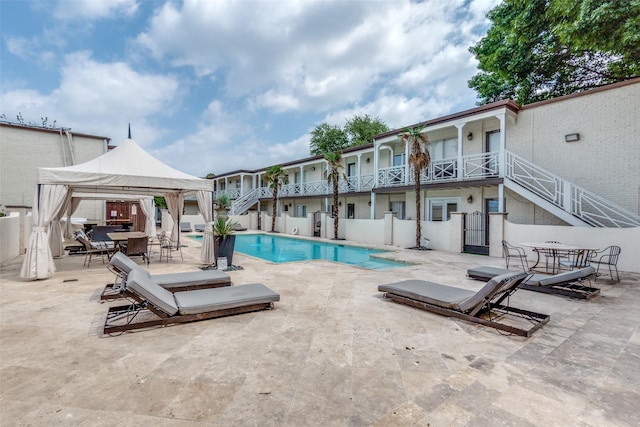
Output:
left=370, top=192, right=376, bottom=219
left=455, top=123, right=464, bottom=181
left=240, top=173, right=244, bottom=196
left=404, top=140, right=410, bottom=185
left=300, top=166, right=305, bottom=195
left=498, top=113, right=506, bottom=178
left=498, top=183, right=504, bottom=212
left=374, top=144, right=380, bottom=187
left=356, top=153, right=362, bottom=191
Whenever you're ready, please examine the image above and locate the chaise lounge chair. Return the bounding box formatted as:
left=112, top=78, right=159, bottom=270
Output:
left=103, top=270, right=280, bottom=335
left=467, top=265, right=598, bottom=300
left=378, top=271, right=549, bottom=337
left=194, top=223, right=206, bottom=232
left=100, top=252, right=232, bottom=301
left=180, top=222, right=192, bottom=232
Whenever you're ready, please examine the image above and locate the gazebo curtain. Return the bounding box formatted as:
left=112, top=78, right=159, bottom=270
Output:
left=138, top=198, right=156, bottom=238
left=196, top=190, right=215, bottom=264
left=165, top=193, right=184, bottom=249
left=20, top=184, right=69, bottom=279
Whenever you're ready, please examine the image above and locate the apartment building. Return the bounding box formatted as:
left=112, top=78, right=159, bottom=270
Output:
left=212, top=79, right=640, bottom=253
left=0, top=122, right=111, bottom=219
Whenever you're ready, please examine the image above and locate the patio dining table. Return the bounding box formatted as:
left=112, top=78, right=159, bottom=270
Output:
left=107, top=231, right=147, bottom=251
left=520, top=241, right=599, bottom=273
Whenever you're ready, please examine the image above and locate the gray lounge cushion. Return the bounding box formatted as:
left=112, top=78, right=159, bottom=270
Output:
left=527, top=266, right=595, bottom=286
left=109, top=252, right=231, bottom=288
left=153, top=270, right=231, bottom=289
left=379, top=272, right=527, bottom=313
left=110, top=252, right=148, bottom=276
left=379, top=280, right=475, bottom=310
left=126, top=270, right=179, bottom=315
left=467, top=266, right=515, bottom=280
left=175, top=283, right=280, bottom=315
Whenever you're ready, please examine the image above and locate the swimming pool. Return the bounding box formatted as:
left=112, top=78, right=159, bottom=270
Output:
left=191, top=234, right=408, bottom=270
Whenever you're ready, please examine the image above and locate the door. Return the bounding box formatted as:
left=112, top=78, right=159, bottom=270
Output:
left=464, top=211, right=488, bottom=255
left=485, top=130, right=500, bottom=176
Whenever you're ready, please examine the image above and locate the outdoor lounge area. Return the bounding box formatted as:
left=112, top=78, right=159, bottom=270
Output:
left=1, top=240, right=639, bottom=425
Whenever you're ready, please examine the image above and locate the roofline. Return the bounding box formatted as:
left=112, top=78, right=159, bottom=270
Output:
left=0, top=121, right=111, bottom=141
left=214, top=143, right=377, bottom=179
left=373, top=99, right=520, bottom=141
left=519, top=77, right=640, bottom=110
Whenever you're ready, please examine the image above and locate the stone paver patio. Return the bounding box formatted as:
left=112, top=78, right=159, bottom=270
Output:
left=1, top=234, right=638, bottom=426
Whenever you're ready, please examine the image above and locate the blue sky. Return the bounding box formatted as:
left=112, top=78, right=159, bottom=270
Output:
left=1, top=0, right=498, bottom=177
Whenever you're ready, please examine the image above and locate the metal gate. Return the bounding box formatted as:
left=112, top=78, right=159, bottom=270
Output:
left=313, top=211, right=322, bottom=237
left=464, top=211, right=489, bottom=255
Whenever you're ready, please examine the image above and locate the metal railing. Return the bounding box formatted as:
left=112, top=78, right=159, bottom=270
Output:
left=505, top=150, right=640, bottom=228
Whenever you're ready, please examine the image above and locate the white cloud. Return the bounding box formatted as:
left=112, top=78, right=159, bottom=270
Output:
left=54, top=0, right=139, bottom=20
left=1, top=51, right=179, bottom=146
left=153, top=100, right=312, bottom=176
left=135, top=0, right=497, bottom=118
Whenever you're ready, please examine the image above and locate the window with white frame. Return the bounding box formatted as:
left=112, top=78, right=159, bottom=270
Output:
left=427, top=198, right=459, bottom=221
left=390, top=201, right=406, bottom=220
left=296, top=205, right=307, bottom=217
left=429, top=138, right=457, bottom=161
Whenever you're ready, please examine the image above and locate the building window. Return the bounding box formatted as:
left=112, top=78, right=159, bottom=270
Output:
left=427, top=198, right=459, bottom=221
left=347, top=203, right=355, bottom=219
left=429, top=138, right=457, bottom=161
left=296, top=205, right=307, bottom=217
left=390, top=201, right=406, bottom=220
left=393, top=154, right=405, bottom=166
left=347, top=163, right=356, bottom=177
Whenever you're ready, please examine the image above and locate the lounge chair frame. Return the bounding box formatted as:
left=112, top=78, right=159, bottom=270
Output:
left=382, top=293, right=549, bottom=337
left=519, top=277, right=598, bottom=300
left=104, top=295, right=274, bottom=335
left=467, top=266, right=599, bottom=300
left=100, top=252, right=231, bottom=301
left=381, top=273, right=550, bottom=337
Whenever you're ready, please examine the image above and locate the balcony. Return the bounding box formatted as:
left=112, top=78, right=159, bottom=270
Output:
left=215, top=152, right=500, bottom=201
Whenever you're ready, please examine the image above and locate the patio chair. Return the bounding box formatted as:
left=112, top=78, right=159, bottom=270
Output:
left=558, top=249, right=592, bottom=271
left=76, top=234, right=116, bottom=267
left=502, top=240, right=529, bottom=271
left=378, top=271, right=549, bottom=337
left=467, top=265, right=599, bottom=300
left=180, top=222, right=192, bottom=232
left=101, top=252, right=232, bottom=301
left=123, top=236, right=149, bottom=265
left=532, top=241, right=569, bottom=274
left=160, top=234, right=183, bottom=262
left=103, top=269, right=279, bottom=335
left=589, top=246, right=621, bottom=282
left=194, top=224, right=206, bottom=232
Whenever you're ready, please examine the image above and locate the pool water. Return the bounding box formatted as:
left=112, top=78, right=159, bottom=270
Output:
left=192, top=234, right=408, bottom=270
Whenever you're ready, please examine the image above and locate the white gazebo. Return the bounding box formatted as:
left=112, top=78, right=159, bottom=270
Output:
left=21, top=138, right=215, bottom=280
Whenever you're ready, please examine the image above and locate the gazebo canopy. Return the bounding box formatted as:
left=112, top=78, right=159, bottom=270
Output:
left=21, top=138, right=215, bottom=280
left=39, top=138, right=212, bottom=195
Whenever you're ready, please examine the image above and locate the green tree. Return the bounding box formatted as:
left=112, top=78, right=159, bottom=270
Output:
left=310, top=123, right=349, bottom=156
left=469, top=0, right=639, bottom=105
left=344, top=114, right=390, bottom=146
left=154, top=196, right=167, bottom=209
left=400, top=127, right=430, bottom=249
left=324, top=151, right=346, bottom=240
left=264, top=165, right=288, bottom=232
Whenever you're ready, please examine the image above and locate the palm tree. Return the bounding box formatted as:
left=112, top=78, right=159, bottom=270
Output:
left=401, top=127, right=431, bottom=248
left=264, top=165, right=287, bottom=232
left=324, top=151, right=345, bottom=239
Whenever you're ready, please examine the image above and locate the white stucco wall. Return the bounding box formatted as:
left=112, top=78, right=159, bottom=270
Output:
left=507, top=81, right=640, bottom=214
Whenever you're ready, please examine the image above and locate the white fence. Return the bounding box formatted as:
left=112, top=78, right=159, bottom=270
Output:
left=3, top=209, right=638, bottom=274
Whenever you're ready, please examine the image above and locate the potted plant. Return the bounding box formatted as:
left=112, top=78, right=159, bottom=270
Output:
left=213, top=216, right=237, bottom=267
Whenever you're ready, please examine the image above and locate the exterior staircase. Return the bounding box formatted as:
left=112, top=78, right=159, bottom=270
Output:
left=229, top=188, right=260, bottom=215
left=504, top=150, right=640, bottom=228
